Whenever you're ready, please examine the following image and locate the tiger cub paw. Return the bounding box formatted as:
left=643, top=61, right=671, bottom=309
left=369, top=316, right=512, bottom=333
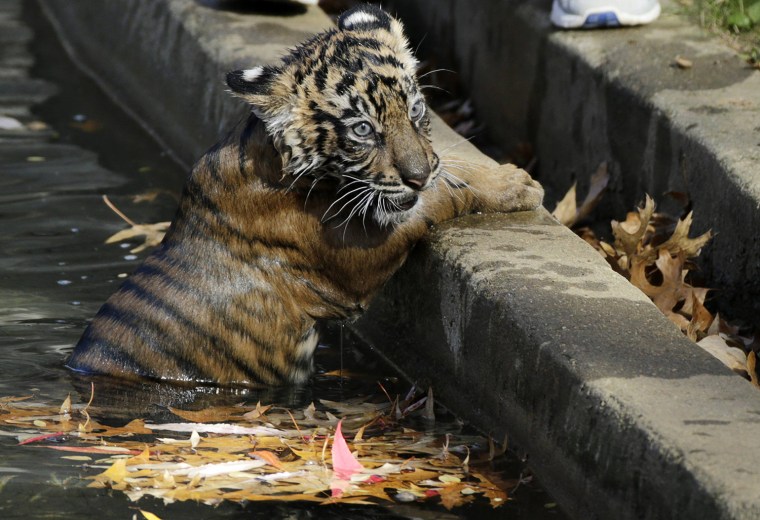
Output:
left=487, top=163, right=544, bottom=213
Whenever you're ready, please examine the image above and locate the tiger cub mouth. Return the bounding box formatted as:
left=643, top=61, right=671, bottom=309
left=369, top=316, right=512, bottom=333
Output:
left=392, top=193, right=419, bottom=212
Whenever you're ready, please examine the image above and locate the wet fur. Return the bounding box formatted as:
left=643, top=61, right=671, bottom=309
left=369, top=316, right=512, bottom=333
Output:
left=66, top=6, right=543, bottom=387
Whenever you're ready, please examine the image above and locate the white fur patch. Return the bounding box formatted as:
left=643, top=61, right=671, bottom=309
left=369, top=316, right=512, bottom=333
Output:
left=294, top=330, right=319, bottom=360
left=342, top=11, right=378, bottom=28
left=242, top=67, right=264, bottom=82
left=289, top=330, right=318, bottom=383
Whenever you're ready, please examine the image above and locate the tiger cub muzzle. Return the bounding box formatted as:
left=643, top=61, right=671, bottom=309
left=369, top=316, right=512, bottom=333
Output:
left=377, top=121, right=438, bottom=213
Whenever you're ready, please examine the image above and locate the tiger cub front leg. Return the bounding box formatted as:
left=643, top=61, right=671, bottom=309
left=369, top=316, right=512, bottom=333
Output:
left=438, top=160, right=544, bottom=217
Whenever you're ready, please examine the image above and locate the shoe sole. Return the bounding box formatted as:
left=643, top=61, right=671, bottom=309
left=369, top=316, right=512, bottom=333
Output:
left=550, top=2, right=661, bottom=28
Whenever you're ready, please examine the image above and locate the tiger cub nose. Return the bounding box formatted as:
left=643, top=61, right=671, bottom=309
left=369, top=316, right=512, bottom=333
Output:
left=402, top=176, right=426, bottom=190
left=398, top=155, right=431, bottom=191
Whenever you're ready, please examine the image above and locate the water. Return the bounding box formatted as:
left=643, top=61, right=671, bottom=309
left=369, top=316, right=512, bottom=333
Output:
left=0, top=1, right=566, bottom=518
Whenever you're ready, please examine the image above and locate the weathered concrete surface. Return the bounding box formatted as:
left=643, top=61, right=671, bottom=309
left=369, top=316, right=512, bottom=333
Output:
left=37, top=1, right=760, bottom=519
left=359, top=211, right=760, bottom=520
left=388, top=0, right=760, bottom=326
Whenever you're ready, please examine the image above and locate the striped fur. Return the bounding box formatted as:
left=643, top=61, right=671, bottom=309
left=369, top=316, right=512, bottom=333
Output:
left=66, top=5, right=543, bottom=387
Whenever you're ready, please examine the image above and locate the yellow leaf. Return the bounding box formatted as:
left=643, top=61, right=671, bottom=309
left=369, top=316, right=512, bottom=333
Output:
left=126, top=448, right=151, bottom=465
left=59, top=394, right=71, bottom=415
left=99, top=458, right=128, bottom=484
left=169, top=406, right=244, bottom=423
left=140, top=510, right=162, bottom=520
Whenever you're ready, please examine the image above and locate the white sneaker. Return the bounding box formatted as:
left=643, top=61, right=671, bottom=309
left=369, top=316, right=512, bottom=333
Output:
left=551, top=0, right=661, bottom=28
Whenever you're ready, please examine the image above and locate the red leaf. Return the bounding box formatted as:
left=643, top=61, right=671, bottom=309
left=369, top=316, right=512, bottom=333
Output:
left=331, top=420, right=363, bottom=479
left=18, top=431, right=65, bottom=445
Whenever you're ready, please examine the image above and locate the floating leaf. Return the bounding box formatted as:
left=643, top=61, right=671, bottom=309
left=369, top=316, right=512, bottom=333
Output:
left=102, top=195, right=169, bottom=253
left=0, top=116, right=23, bottom=130
left=331, top=420, right=363, bottom=480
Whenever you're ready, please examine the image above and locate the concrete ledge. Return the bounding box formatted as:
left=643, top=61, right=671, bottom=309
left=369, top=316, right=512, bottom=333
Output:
left=38, top=1, right=760, bottom=518
left=387, top=0, right=760, bottom=324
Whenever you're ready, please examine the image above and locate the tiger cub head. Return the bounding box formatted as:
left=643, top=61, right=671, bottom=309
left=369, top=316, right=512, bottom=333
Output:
left=227, top=5, right=438, bottom=227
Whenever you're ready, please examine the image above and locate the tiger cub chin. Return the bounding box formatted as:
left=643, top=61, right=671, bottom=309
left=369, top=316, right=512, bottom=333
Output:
left=66, top=5, right=543, bottom=387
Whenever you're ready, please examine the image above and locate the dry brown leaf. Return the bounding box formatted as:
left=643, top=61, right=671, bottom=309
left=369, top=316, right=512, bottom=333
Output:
left=611, top=195, right=655, bottom=262
left=685, top=290, right=714, bottom=342
left=638, top=211, right=712, bottom=264
left=168, top=406, right=246, bottom=423
left=748, top=352, right=760, bottom=388
left=243, top=401, right=273, bottom=421
left=550, top=163, right=609, bottom=228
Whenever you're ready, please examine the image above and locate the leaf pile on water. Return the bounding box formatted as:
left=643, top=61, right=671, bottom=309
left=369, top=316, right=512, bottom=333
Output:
left=553, top=173, right=760, bottom=382
left=102, top=195, right=170, bottom=253
left=1, top=389, right=508, bottom=509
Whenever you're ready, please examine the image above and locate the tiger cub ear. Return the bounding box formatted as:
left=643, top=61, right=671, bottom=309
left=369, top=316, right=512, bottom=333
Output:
left=338, top=5, right=409, bottom=55
left=338, top=5, right=393, bottom=31
left=226, top=66, right=288, bottom=120
left=226, top=66, right=275, bottom=95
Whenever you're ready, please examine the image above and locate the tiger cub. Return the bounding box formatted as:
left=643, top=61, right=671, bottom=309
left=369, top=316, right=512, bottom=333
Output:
left=66, top=5, right=543, bottom=387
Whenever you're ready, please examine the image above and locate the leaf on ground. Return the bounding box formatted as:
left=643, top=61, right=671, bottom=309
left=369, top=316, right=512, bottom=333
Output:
left=748, top=351, right=760, bottom=388
left=697, top=335, right=748, bottom=376
left=550, top=163, right=609, bottom=228
left=551, top=182, right=577, bottom=227
left=611, top=195, right=655, bottom=262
